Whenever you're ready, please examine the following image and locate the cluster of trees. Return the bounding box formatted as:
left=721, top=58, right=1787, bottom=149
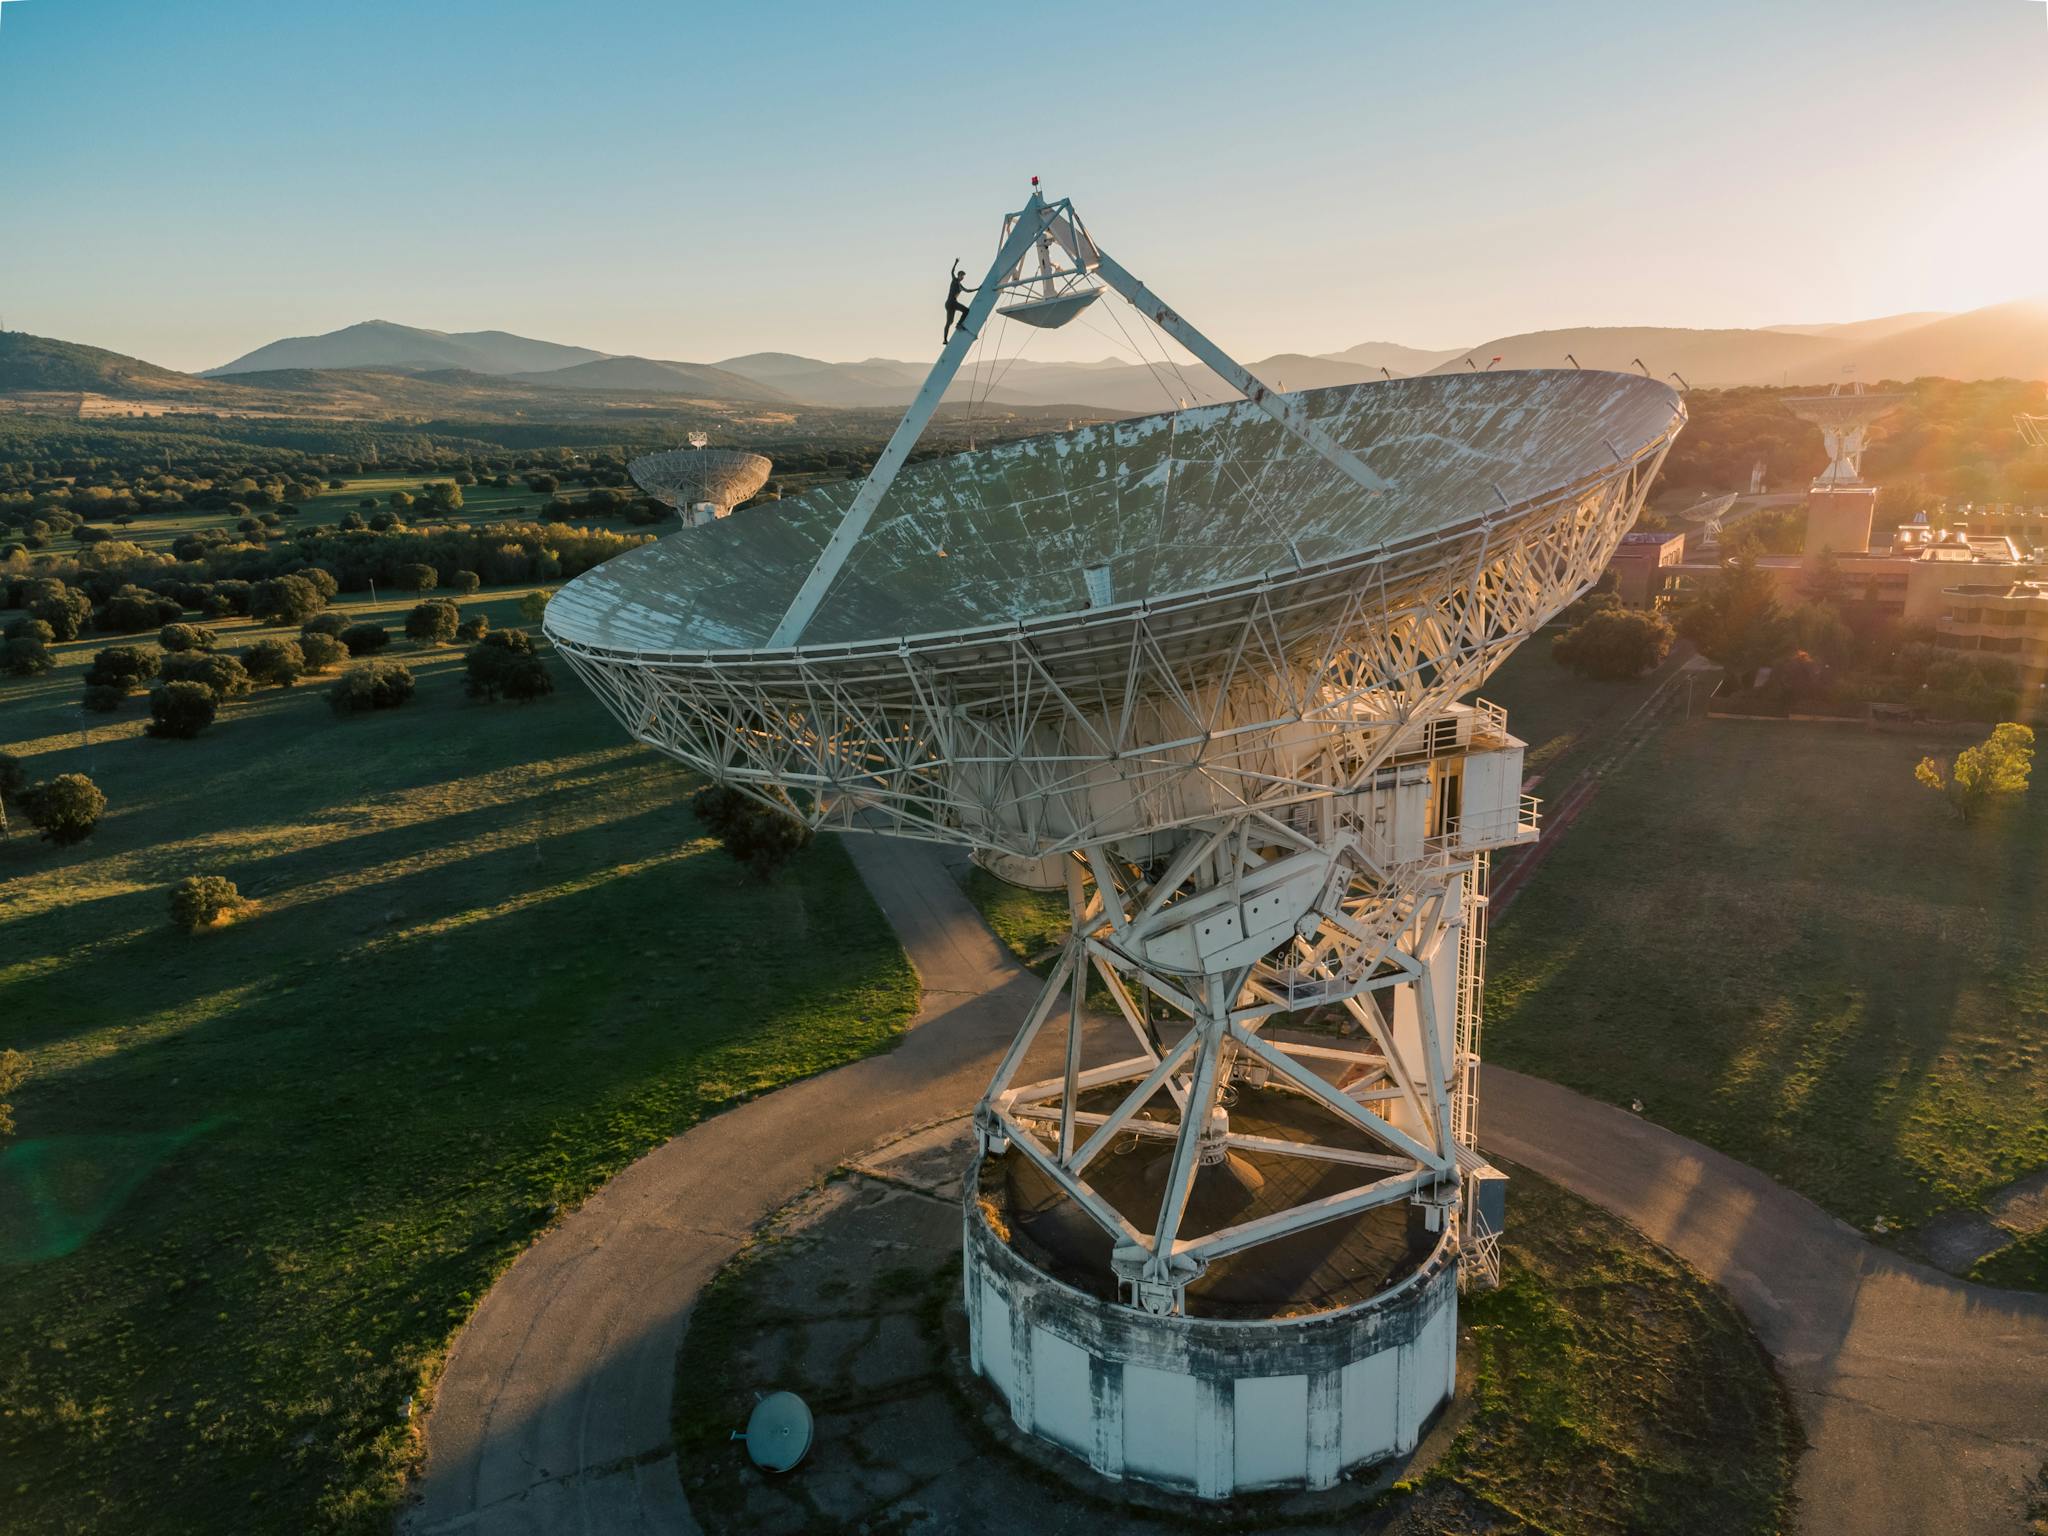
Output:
left=328, top=660, right=415, bottom=715
left=1653, top=379, right=2048, bottom=508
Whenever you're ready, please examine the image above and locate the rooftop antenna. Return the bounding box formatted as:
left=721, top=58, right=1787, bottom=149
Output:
left=1631, top=357, right=1649, bottom=376
left=1463, top=355, right=1478, bottom=370
left=1668, top=371, right=1690, bottom=393
left=1564, top=353, right=1580, bottom=369
left=1378, top=366, right=1394, bottom=380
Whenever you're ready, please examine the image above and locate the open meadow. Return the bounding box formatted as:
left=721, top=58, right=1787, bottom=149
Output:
left=0, top=587, right=918, bottom=1533
left=1488, top=715, right=2048, bottom=1287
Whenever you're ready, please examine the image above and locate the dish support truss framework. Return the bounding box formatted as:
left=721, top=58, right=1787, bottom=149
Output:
left=556, top=443, right=1669, bottom=1307
left=976, top=814, right=1505, bottom=1315
left=557, top=441, right=1665, bottom=861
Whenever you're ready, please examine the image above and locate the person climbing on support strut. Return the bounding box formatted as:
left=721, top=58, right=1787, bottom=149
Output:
left=943, top=259, right=975, bottom=343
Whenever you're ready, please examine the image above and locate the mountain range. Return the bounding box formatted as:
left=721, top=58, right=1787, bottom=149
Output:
left=199, top=304, right=2048, bottom=411
left=8, top=300, right=2045, bottom=427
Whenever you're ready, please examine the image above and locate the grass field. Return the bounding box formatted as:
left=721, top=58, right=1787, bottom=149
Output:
left=0, top=589, right=919, bottom=1533
left=1474, top=630, right=1694, bottom=791
left=1488, top=716, right=2048, bottom=1283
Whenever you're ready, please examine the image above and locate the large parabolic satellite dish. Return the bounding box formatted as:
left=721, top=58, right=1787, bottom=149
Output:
left=549, top=187, right=1683, bottom=1498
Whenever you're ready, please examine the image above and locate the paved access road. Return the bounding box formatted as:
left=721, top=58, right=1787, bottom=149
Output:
left=411, top=836, right=2048, bottom=1535
left=1484, top=1069, right=2048, bottom=1535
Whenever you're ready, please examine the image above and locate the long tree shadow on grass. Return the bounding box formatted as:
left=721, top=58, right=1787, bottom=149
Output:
left=1486, top=718, right=2045, bottom=1231
left=0, top=834, right=917, bottom=1536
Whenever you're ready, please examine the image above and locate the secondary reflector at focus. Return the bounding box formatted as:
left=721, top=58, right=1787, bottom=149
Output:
left=997, top=287, right=1101, bottom=329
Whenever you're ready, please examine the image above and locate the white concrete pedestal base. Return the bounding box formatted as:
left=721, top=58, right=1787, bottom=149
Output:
left=964, top=1164, right=1459, bottom=1499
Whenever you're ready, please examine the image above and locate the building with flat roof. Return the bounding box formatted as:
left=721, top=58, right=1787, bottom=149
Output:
left=1935, top=579, right=2048, bottom=687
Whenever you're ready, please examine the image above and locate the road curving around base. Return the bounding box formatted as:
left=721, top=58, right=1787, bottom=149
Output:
left=409, top=836, right=2048, bottom=1536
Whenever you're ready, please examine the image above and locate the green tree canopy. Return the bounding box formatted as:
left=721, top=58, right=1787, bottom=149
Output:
left=1551, top=608, right=1675, bottom=681
left=1677, top=553, right=1794, bottom=688
left=1916, top=723, right=2035, bottom=823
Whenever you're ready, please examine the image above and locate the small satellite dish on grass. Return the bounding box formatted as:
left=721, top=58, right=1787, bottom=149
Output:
left=735, top=1391, right=813, bottom=1473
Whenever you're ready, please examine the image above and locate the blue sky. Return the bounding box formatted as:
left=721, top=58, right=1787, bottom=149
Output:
left=2, top=0, right=2045, bottom=371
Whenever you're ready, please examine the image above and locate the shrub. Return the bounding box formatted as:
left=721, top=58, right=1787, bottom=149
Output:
left=690, top=784, right=812, bottom=882
left=301, top=611, right=349, bottom=638
left=81, top=683, right=127, bottom=713
left=340, top=623, right=390, bottom=657
left=160, top=651, right=252, bottom=700
left=517, top=590, right=550, bottom=624
left=1551, top=608, right=1675, bottom=681
left=169, top=874, right=243, bottom=933
left=147, top=680, right=219, bottom=739
left=405, top=598, right=460, bottom=646
left=0, top=1048, right=25, bottom=1139
left=298, top=631, right=346, bottom=673
left=0, top=753, right=24, bottom=805
left=158, top=622, right=217, bottom=653
left=85, top=645, right=160, bottom=691
left=329, top=660, right=416, bottom=715
left=456, top=614, right=489, bottom=642
left=245, top=638, right=306, bottom=689
left=398, top=562, right=437, bottom=594
left=450, top=570, right=481, bottom=595
left=19, top=773, right=106, bottom=845
left=251, top=573, right=326, bottom=626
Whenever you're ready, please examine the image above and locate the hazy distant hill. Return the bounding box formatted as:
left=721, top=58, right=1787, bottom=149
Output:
left=1804, top=301, right=2048, bottom=385
left=712, top=350, right=1384, bottom=413
left=1423, top=326, right=1840, bottom=388
left=208, top=321, right=610, bottom=377
left=1320, top=340, right=1464, bottom=374
left=0, top=331, right=218, bottom=398
left=1765, top=312, right=1952, bottom=344
left=503, top=355, right=793, bottom=401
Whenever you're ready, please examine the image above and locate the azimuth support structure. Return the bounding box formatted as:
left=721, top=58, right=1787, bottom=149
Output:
left=964, top=729, right=1522, bottom=1497
left=974, top=797, right=1501, bottom=1320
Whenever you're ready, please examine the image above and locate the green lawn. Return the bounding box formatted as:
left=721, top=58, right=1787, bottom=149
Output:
left=1488, top=716, right=2048, bottom=1275
left=1427, top=1168, right=1796, bottom=1535
left=961, top=864, right=1065, bottom=972
left=0, top=591, right=918, bottom=1533
left=1475, top=630, right=1693, bottom=791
